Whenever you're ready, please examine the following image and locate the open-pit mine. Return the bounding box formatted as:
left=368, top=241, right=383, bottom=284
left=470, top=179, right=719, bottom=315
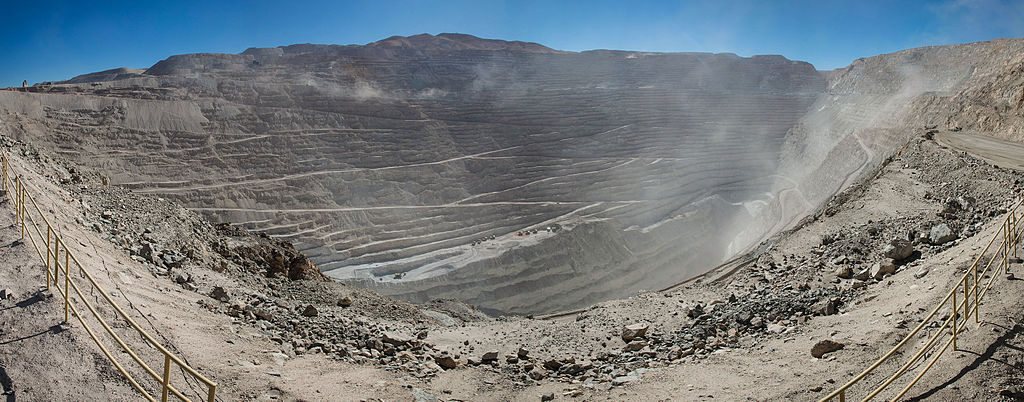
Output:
left=3, top=34, right=1024, bottom=316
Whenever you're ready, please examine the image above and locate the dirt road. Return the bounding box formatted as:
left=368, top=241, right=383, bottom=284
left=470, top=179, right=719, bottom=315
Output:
left=936, top=131, right=1024, bottom=171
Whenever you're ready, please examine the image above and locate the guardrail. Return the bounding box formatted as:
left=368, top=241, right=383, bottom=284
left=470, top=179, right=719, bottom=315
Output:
left=822, top=199, right=1022, bottom=401
left=0, top=151, right=217, bottom=402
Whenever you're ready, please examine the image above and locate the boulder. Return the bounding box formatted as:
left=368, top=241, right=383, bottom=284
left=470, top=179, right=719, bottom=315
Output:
left=254, top=309, right=274, bottom=322
left=301, top=305, right=318, bottom=317
left=869, top=261, right=896, bottom=279
left=140, top=242, right=160, bottom=263
left=173, top=272, right=190, bottom=284
left=541, top=392, right=555, bottom=401
left=337, top=296, right=353, bottom=307
left=834, top=265, right=853, bottom=279
left=812, top=298, right=840, bottom=316
left=852, top=267, right=872, bottom=281
left=209, top=286, right=230, bottom=302
left=481, top=350, right=499, bottom=362
left=622, top=341, right=647, bottom=352
left=736, top=310, right=754, bottom=325
left=810, top=339, right=844, bottom=358
left=929, top=223, right=957, bottom=245
left=621, top=323, right=649, bottom=342
left=434, top=354, right=457, bottom=369
left=382, top=331, right=412, bottom=346
left=517, top=347, right=530, bottom=359
left=883, top=239, right=915, bottom=261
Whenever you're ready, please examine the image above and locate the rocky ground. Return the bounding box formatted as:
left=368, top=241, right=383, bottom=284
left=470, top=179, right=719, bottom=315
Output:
left=4, top=108, right=1024, bottom=402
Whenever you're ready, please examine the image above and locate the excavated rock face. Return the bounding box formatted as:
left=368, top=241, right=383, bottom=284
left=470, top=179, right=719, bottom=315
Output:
left=36, top=32, right=1018, bottom=314
left=0, top=34, right=829, bottom=314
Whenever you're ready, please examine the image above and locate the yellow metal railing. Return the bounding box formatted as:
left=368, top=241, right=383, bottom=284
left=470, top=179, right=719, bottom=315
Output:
left=0, top=152, right=217, bottom=402
left=822, top=198, right=1022, bottom=401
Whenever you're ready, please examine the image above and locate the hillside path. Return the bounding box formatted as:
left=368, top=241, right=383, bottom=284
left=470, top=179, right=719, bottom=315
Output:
left=0, top=191, right=136, bottom=401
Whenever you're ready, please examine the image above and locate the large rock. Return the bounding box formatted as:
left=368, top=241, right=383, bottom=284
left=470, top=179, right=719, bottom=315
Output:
left=929, top=223, right=957, bottom=245
left=869, top=261, right=896, bottom=279
left=622, top=341, right=647, bottom=352
left=883, top=239, right=915, bottom=261
left=434, top=354, right=457, bottom=369
left=382, top=331, right=413, bottom=346
left=812, top=298, right=840, bottom=316
left=481, top=350, right=499, bottom=362
left=834, top=265, right=853, bottom=279
left=621, top=323, right=649, bottom=342
left=209, top=286, right=230, bottom=302
left=810, top=339, right=845, bottom=358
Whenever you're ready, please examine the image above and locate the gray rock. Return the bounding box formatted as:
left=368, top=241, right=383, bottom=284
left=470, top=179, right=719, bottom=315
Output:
left=852, top=267, right=872, bottom=281
left=811, top=339, right=844, bottom=358
left=750, top=316, right=764, bottom=328
left=517, top=347, right=530, bottom=359
left=301, top=305, right=318, bottom=317
left=929, top=223, right=957, bottom=245
left=914, top=269, right=929, bottom=279
left=337, top=296, right=353, bottom=307
left=541, top=392, right=555, bottom=401
left=0, top=289, right=10, bottom=300
left=621, top=323, right=649, bottom=342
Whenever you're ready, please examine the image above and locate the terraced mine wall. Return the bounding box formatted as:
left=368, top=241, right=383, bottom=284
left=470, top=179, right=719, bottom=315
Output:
left=3, top=34, right=1021, bottom=314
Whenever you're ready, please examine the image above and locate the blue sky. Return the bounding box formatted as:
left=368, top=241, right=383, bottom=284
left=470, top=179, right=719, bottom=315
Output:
left=1, top=0, right=1023, bottom=87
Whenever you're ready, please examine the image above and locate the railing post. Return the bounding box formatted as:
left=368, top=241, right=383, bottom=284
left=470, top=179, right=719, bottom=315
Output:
left=964, top=269, right=969, bottom=321
left=161, top=353, right=171, bottom=402
left=45, top=225, right=51, bottom=289
left=64, top=244, right=70, bottom=324
left=208, top=383, right=217, bottom=402
left=952, top=288, right=958, bottom=351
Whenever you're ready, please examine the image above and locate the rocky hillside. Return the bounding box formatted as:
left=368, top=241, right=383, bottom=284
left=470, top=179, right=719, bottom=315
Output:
left=0, top=33, right=824, bottom=314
